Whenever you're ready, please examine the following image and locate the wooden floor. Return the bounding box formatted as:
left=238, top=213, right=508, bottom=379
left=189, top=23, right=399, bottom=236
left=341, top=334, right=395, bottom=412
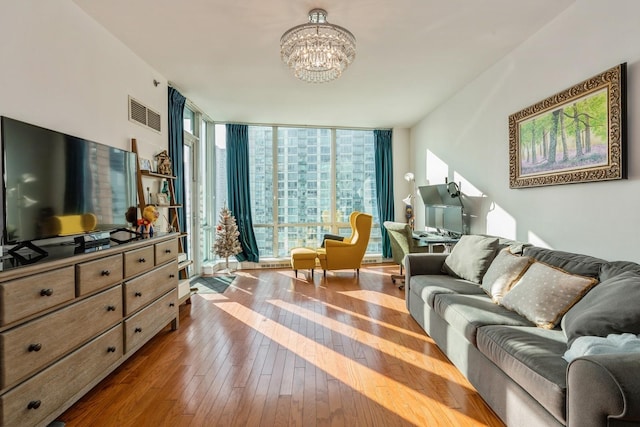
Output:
left=59, top=265, right=504, bottom=427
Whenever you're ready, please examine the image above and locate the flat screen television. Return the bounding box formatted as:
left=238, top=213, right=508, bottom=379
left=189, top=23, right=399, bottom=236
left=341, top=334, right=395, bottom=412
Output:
left=1, top=116, right=137, bottom=247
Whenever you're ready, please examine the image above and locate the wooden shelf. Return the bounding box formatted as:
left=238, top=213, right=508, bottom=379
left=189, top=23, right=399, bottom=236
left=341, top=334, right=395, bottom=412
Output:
left=179, top=260, right=193, bottom=271
left=132, top=138, right=192, bottom=280
left=140, top=170, right=177, bottom=180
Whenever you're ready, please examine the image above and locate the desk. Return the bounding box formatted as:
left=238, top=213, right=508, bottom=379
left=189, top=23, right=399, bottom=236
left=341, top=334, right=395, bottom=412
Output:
left=413, top=233, right=460, bottom=253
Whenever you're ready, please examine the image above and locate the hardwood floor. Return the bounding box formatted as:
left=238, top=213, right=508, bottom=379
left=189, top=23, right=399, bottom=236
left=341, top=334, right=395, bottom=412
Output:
left=59, top=265, right=504, bottom=427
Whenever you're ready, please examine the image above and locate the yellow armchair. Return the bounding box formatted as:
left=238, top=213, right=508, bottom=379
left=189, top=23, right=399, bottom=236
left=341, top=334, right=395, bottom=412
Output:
left=317, top=212, right=372, bottom=277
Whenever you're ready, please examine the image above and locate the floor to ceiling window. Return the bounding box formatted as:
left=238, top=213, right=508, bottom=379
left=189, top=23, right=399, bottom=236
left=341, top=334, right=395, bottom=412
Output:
left=213, top=124, right=382, bottom=259
left=182, top=104, right=215, bottom=272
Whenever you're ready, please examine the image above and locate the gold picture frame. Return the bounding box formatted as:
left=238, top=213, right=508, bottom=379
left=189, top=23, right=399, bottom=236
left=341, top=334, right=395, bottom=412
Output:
left=508, top=63, right=626, bottom=188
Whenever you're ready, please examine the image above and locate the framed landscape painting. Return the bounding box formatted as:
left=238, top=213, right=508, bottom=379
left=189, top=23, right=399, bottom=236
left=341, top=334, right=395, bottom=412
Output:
left=509, top=63, right=626, bottom=188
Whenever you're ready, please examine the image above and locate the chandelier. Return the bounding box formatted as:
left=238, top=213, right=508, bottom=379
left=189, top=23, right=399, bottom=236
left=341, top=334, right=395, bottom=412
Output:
left=280, top=9, right=356, bottom=83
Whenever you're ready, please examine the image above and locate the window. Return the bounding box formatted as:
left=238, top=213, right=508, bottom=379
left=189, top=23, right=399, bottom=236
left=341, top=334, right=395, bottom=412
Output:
left=214, top=125, right=381, bottom=259
left=183, top=107, right=195, bottom=134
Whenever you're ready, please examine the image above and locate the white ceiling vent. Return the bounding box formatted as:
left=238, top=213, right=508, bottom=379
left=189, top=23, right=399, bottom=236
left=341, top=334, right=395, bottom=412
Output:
left=128, top=96, right=161, bottom=133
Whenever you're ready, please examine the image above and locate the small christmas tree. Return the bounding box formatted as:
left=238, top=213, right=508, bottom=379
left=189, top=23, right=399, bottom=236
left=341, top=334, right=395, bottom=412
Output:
left=213, top=205, right=243, bottom=273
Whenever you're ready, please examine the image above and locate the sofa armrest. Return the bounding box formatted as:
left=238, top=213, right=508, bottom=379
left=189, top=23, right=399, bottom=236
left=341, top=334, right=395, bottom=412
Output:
left=404, top=253, right=449, bottom=310
left=567, top=353, right=640, bottom=427
left=405, top=253, right=449, bottom=277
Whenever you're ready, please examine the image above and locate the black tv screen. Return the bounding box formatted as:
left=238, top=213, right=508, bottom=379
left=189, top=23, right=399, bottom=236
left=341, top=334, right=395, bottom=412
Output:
left=1, top=117, right=137, bottom=245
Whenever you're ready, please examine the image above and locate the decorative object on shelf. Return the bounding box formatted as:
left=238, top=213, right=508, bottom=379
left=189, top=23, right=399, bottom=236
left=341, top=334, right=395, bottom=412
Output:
left=139, top=158, right=152, bottom=172
left=155, top=150, right=172, bottom=175
left=161, top=179, right=171, bottom=203
left=150, top=193, right=169, bottom=206
left=125, top=206, right=137, bottom=229
left=137, top=205, right=159, bottom=236
left=213, top=205, right=242, bottom=274
left=280, top=8, right=356, bottom=84
left=509, top=63, right=626, bottom=188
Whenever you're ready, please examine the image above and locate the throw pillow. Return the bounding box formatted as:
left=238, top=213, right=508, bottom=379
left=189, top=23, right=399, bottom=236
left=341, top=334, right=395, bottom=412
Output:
left=501, top=261, right=598, bottom=329
left=562, top=271, right=640, bottom=346
left=481, top=248, right=533, bottom=303
left=442, top=235, right=499, bottom=284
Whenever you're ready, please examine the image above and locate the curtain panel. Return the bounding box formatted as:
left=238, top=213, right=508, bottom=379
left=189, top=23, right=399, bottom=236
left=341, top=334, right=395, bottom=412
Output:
left=226, top=124, right=260, bottom=263
left=168, top=87, right=187, bottom=249
left=374, top=129, right=394, bottom=258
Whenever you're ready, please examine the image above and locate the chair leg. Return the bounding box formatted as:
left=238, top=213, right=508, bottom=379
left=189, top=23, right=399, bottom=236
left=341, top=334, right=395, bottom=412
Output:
left=294, top=269, right=298, bottom=278
left=356, top=268, right=359, bottom=277
left=323, top=270, right=326, bottom=278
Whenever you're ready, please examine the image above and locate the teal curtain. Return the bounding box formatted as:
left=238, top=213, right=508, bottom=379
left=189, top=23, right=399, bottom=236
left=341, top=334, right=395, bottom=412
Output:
left=374, top=129, right=394, bottom=258
left=226, top=124, right=260, bottom=262
left=168, top=87, right=187, bottom=249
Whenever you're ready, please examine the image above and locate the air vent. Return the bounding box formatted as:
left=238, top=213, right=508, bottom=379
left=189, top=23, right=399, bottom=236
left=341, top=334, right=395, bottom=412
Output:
left=128, top=96, right=161, bottom=133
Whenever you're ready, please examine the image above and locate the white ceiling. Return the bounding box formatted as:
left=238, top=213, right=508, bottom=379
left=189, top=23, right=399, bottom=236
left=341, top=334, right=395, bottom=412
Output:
left=73, top=0, right=574, bottom=129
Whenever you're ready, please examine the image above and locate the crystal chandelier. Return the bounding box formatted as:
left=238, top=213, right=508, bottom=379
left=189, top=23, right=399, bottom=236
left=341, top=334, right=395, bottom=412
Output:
left=280, top=9, right=356, bottom=83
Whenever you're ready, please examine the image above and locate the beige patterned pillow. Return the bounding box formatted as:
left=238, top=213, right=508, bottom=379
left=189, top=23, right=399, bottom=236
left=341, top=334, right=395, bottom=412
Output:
left=481, top=249, right=533, bottom=303
left=501, top=261, right=598, bottom=329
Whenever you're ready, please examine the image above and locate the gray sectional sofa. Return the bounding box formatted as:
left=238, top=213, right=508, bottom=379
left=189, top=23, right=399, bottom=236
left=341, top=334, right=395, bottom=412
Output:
left=405, top=235, right=640, bottom=427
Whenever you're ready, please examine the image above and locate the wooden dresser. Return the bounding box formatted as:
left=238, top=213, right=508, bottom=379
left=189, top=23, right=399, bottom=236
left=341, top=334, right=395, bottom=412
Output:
left=0, top=233, right=180, bottom=427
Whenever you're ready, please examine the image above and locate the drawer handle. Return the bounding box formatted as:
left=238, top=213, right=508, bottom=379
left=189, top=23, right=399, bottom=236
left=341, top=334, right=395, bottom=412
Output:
left=169, top=274, right=175, bottom=278
left=169, top=303, right=175, bottom=307
left=101, top=270, right=111, bottom=276
left=40, top=288, right=53, bottom=297
left=107, top=305, right=117, bottom=312
left=28, top=343, right=42, bottom=352
left=134, top=327, right=142, bottom=333
left=27, top=400, right=41, bottom=410
left=107, top=346, right=117, bottom=353
left=138, top=258, right=146, bottom=263
left=134, top=292, right=142, bottom=297
left=165, top=249, right=172, bottom=254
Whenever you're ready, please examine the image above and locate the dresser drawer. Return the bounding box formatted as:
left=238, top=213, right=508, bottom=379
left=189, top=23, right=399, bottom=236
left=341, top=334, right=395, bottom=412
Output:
left=0, top=266, right=75, bottom=327
left=155, top=238, right=178, bottom=266
left=0, top=324, right=123, bottom=427
left=124, top=289, right=177, bottom=353
left=76, top=254, right=124, bottom=296
left=123, top=261, right=178, bottom=316
left=0, top=285, right=123, bottom=389
left=123, top=246, right=155, bottom=278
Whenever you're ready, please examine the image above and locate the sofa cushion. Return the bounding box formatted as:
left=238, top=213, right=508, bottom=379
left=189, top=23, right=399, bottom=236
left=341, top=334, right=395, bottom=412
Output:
left=599, top=260, right=640, bottom=282
left=522, top=246, right=605, bottom=278
left=562, top=271, right=640, bottom=346
left=501, top=261, right=598, bottom=329
left=442, top=235, right=499, bottom=284
left=432, top=294, right=531, bottom=345
left=409, top=275, right=484, bottom=307
left=476, top=325, right=568, bottom=424
left=481, top=249, right=533, bottom=303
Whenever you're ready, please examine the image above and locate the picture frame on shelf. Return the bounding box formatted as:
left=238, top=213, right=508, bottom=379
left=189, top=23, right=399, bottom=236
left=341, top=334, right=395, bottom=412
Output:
left=150, top=193, right=170, bottom=206
left=139, top=157, right=152, bottom=172
left=508, top=63, right=626, bottom=188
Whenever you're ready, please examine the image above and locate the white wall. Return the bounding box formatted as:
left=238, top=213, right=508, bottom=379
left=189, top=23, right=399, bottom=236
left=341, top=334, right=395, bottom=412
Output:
left=0, top=1, right=167, bottom=158
left=410, top=0, right=640, bottom=262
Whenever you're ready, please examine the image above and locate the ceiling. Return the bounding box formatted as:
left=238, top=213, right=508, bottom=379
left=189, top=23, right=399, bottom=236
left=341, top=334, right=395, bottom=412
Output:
left=73, top=0, right=574, bottom=129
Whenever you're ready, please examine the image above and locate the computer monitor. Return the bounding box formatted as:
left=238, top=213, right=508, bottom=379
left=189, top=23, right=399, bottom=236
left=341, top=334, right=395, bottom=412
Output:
left=425, top=205, right=464, bottom=236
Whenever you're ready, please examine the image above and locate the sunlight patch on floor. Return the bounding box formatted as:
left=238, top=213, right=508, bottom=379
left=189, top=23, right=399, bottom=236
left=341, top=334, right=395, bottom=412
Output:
left=338, top=289, right=406, bottom=311
left=295, top=296, right=434, bottom=343
left=267, top=299, right=460, bottom=375
left=212, top=300, right=479, bottom=426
